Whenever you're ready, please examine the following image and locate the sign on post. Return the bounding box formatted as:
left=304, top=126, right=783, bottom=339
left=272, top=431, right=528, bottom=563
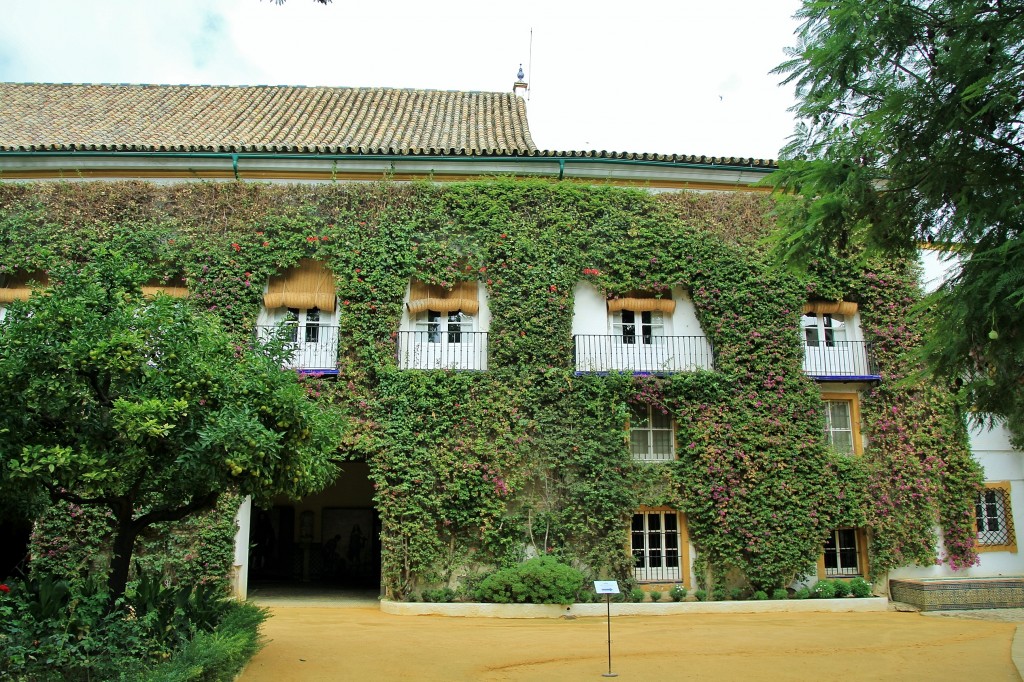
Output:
left=594, top=581, right=619, bottom=677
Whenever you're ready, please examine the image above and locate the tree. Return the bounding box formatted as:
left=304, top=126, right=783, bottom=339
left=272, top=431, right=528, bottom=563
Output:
left=770, top=0, right=1024, bottom=444
left=0, top=259, right=342, bottom=602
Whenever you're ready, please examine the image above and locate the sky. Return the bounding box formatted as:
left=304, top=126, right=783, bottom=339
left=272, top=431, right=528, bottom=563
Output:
left=0, top=0, right=805, bottom=161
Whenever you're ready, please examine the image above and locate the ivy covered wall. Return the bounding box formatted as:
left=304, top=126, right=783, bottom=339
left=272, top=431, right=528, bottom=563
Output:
left=0, top=179, right=981, bottom=595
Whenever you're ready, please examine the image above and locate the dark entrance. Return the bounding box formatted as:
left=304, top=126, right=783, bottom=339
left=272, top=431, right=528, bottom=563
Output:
left=0, top=518, right=31, bottom=581
left=248, top=462, right=380, bottom=591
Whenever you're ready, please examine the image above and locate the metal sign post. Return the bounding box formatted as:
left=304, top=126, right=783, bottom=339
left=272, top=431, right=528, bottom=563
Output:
left=593, top=580, right=620, bottom=677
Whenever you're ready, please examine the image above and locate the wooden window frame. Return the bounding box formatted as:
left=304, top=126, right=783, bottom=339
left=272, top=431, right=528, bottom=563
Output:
left=627, top=403, right=676, bottom=462
left=820, top=392, right=863, bottom=456
left=816, top=527, right=869, bottom=580
left=629, top=506, right=690, bottom=588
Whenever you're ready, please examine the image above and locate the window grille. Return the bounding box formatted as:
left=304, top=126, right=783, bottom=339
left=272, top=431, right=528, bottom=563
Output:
left=977, top=487, right=1015, bottom=546
left=823, top=528, right=861, bottom=577
left=632, top=511, right=681, bottom=582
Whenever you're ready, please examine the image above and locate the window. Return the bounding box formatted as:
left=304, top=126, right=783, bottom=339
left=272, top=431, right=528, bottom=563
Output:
left=632, top=510, right=685, bottom=582
left=976, top=483, right=1017, bottom=552
left=802, top=312, right=847, bottom=347
left=822, top=528, right=864, bottom=577
left=629, top=404, right=674, bottom=462
left=612, top=310, right=664, bottom=345
left=286, top=307, right=321, bottom=343
left=821, top=393, right=862, bottom=455
left=417, top=310, right=473, bottom=343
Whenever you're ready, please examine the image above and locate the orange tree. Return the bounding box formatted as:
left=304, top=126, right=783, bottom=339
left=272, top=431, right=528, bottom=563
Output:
left=0, top=258, right=342, bottom=604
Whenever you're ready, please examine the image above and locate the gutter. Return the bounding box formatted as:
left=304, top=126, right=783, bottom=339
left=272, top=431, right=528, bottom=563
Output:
left=0, top=150, right=777, bottom=176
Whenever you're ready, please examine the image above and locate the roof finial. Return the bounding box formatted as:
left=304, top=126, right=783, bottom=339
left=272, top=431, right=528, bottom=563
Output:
left=513, top=64, right=528, bottom=97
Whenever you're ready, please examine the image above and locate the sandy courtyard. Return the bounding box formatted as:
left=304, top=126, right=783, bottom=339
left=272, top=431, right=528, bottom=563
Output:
left=239, top=605, right=1020, bottom=681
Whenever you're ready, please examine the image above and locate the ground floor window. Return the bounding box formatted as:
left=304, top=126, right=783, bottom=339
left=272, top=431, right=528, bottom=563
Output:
left=822, top=528, right=864, bottom=577
left=632, top=510, right=684, bottom=583
left=976, top=483, right=1017, bottom=552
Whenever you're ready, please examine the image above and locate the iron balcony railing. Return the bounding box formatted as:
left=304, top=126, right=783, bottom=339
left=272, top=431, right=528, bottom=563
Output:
left=255, top=324, right=339, bottom=372
left=573, top=334, right=713, bottom=374
left=396, top=330, right=488, bottom=370
left=802, top=340, right=879, bottom=379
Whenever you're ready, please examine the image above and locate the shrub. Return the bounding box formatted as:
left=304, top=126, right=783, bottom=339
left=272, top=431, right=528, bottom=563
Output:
left=648, top=590, right=662, bottom=602
left=752, top=590, right=769, bottom=600
left=794, top=587, right=811, bottom=600
left=629, top=588, right=645, bottom=602
left=421, top=587, right=455, bottom=603
left=849, top=577, right=872, bottom=598
left=474, top=556, right=584, bottom=604
left=727, top=587, right=744, bottom=601
left=771, top=588, right=789, bottom=600
left=831, top=580, right=850, bottom=598
left=669, top=585, right=687, bottom=602
left=812, top=581, right=836, bottom=599
left=694, top=589, right=707, bottom=602
left=713, top=588, right=727, bottom=601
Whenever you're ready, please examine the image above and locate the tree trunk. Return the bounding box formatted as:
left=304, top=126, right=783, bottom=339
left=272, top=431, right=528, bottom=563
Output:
left=107, top=518, right=141, bottom=606
left=704, top=561, right=716, bottom=602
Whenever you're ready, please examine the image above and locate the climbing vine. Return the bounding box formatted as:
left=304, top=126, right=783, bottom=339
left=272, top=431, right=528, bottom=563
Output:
left=0, top=178, right=979, bottom=594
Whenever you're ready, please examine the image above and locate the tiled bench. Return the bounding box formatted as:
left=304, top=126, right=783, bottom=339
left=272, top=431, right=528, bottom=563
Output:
left=889, top=577, right=1024, bottom=611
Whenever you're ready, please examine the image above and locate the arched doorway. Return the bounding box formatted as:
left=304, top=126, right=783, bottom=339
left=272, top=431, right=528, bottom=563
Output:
left=247, top=462, right=380, bottom=595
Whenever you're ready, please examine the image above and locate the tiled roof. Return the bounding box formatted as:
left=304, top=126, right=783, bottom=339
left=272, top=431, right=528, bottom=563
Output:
left=0, top=82, right=777, bottom=168
left=0, top=83, right=537, bottom=155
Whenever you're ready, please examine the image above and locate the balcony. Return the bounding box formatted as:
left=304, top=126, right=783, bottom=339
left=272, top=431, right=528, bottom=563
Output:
left=396, top=330, right=488, bottom=370
left=573, top=335, right=713, bottom=374
left=802, top=340, right=879, bottom=381
left=255, top=324, right=339, bottom=374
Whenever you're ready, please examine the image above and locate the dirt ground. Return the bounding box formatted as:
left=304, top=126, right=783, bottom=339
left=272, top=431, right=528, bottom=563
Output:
left=239, top=605, right=1020, bottom=681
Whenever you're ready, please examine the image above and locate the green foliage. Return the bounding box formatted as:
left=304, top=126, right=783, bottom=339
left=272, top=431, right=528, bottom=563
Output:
left=629, top=588, right=645, bottom=603
left=0, top=178, right=979, bottom=603
left=0, top=259, right=343, bottom=600
left=0, top=574, right=256, bottom=681
left=141, top=602, right=268, bottom=682
left=849, top=577, right=872, bottom=598
left=420, top=587, right=456, bottom=603
left=693, top=589, right=707, bottom=602
left=771, top=588, right=789, bottom=601
left=669, top=585, right=687, bottom=602
left=473, top=556, right=584, bottom=605
left=752, top=590, right=769, bottom=601
left=812, top=580, right=836, bottom=599
left=648, top=590, right=662, bottom=602
left=831, top=580, right=850, bottom=598
left=794, top=587, right=811, bottom=600
left=771, top=0, right=1024, bottom=445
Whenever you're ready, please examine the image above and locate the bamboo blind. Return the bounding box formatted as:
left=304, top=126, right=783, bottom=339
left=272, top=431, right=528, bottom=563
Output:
left=802, top=301, right=858, bottom=316
left=407, top=280, right=479, bottom=315
left=141, top=278, right=189, bottom=299
left=263, top=259, right=337, bottom=312
left=0, top=271, right=48, bottom=304
left=607, top=296, right=676, bottom=314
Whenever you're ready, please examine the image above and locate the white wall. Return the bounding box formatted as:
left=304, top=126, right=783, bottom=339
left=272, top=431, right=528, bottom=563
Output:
left=571, top=282, right=705, bottom=337
left=892, top=247, right=1024, bottom=579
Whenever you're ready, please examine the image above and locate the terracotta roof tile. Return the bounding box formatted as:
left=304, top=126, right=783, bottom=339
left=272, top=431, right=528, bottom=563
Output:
left=0, top=83, right=538, bottom=155
left=0, top=82, right=777, bottom=168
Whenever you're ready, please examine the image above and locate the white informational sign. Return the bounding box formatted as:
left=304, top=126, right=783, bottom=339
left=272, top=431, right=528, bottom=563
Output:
left=593, top=580, right=620, bottom=594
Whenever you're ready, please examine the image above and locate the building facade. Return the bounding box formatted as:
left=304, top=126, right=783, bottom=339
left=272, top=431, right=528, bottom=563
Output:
left=0, top=82, right=1019, bottom=600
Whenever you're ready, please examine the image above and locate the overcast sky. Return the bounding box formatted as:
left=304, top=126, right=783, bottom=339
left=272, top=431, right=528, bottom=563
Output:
left=0, top=0, right=804, bottom=160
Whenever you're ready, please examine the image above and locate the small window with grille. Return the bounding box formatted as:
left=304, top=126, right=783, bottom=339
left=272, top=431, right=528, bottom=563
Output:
left=632, top=510, right=683, bottom=582
left=976, top=484, right=1017, bottom=552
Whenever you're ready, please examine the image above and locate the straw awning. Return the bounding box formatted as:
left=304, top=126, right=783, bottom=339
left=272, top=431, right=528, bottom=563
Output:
left=802, top=301, right=858, bottom=316
left=607, top=296, right=675, bottom=314
left=0, top=271, right=48, bottom=304
left=407, top=280, right=479, bottom=315
left=263, top=259, right=336, bottom=312
left=141, top=277, right=189, bottom=299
